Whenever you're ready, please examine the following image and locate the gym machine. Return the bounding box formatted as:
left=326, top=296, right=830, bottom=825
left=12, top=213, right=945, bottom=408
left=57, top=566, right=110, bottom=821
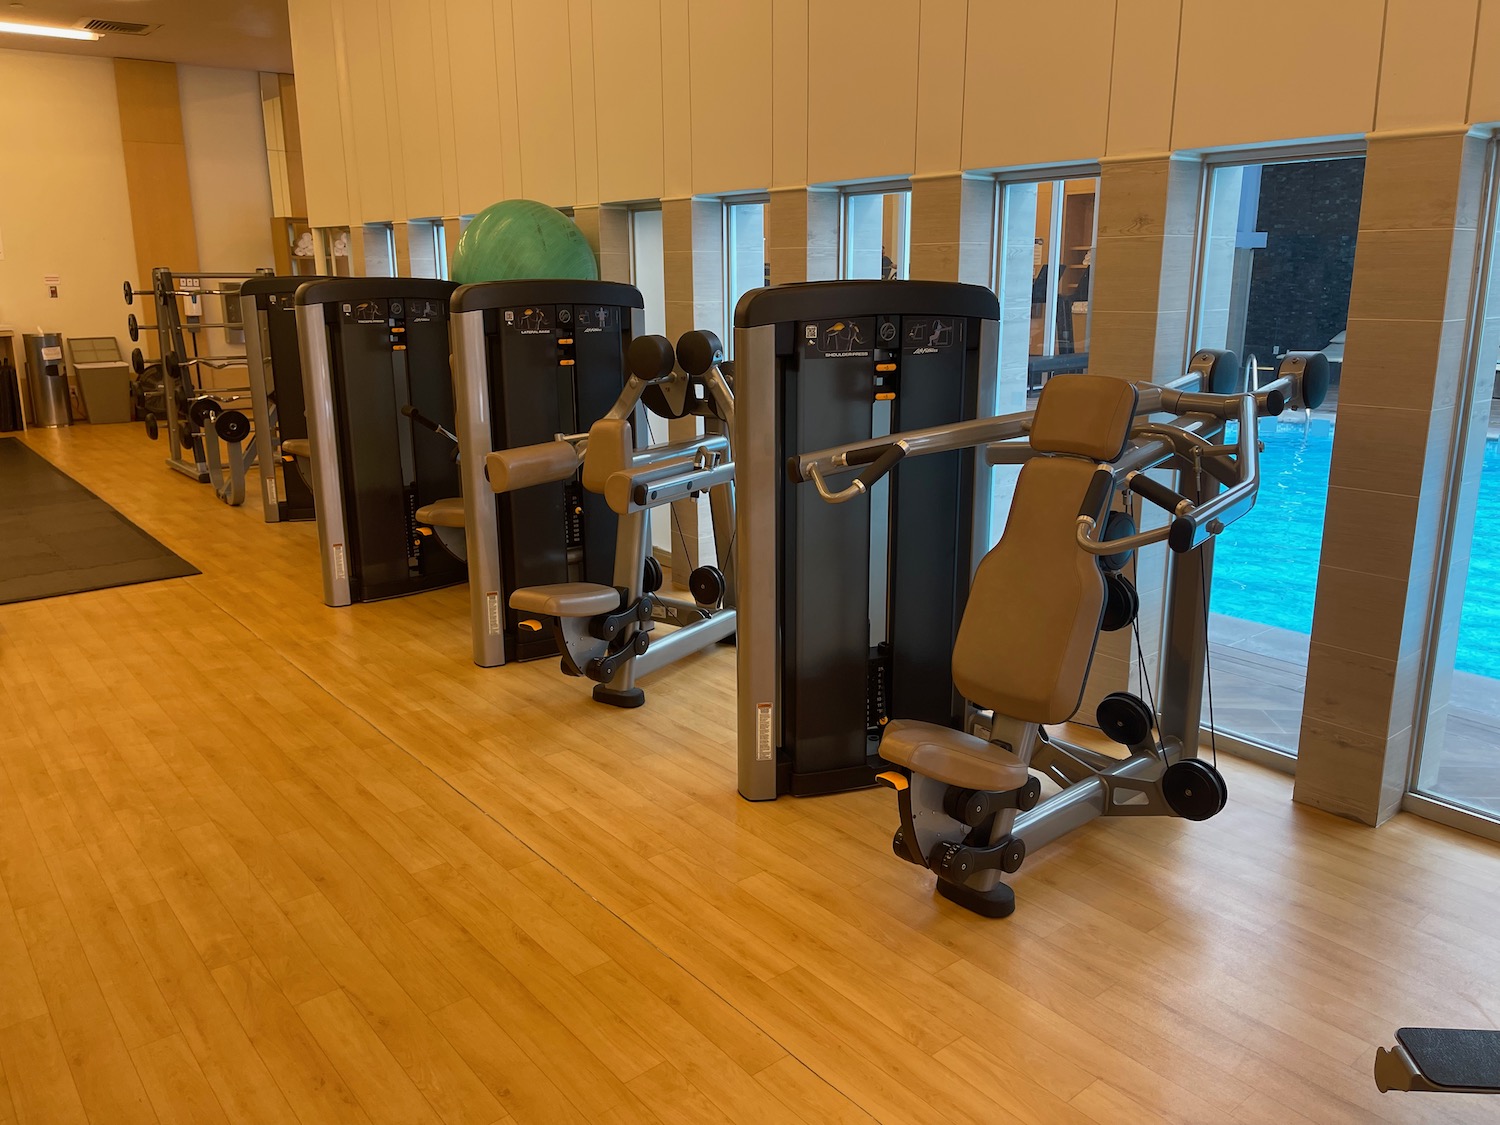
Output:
left=733, top=280, right=1000, bottom=799
left=124, top=267, right=271, bottom=488
left=786, top=355, right=1328, bottom=917
left=242, top=274, right=327, bottom=523
left=294, top=278, right=466, bottom=606
left=1376, top=1028, right=1500, bottom=1095
left=490, top=329, right=737, bottom=707
left=444, top=280, right=644, bottom=666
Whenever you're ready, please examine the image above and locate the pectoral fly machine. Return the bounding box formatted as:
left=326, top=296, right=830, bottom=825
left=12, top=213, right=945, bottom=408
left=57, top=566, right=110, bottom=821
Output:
left=444, top=280, right=644, bottom=666
left=294, top=278, right=466, bottom=606
left=733, top=281, right=1000, bottom=799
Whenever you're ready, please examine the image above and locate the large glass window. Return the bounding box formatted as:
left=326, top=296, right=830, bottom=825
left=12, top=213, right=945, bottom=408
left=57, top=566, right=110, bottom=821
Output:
left=630, top=207, right=666, bottom=337
left=1412, top=148, right=1500, bottom=825
left=841, top=187, right=910, bottom=281
left=408, top=220, right=445, bottom=279
left=363, top=223, right=396, bottom=277
left=725, top=198, right=767, bottom=349
left=1195, top=155, right=1365, bottom=756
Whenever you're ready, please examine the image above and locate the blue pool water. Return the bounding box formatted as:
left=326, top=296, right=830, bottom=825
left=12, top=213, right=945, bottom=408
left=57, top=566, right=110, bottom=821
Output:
left=1212, top=416, right=1500, bottom=679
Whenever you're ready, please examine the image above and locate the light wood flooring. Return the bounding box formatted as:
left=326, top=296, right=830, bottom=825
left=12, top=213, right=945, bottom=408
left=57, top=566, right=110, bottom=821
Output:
left=2, top=422, right=1499, bottom=1125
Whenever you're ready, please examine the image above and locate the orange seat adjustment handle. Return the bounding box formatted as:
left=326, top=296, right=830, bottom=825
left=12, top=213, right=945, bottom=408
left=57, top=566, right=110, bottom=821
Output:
left=877, top=770, right=909, bottom=791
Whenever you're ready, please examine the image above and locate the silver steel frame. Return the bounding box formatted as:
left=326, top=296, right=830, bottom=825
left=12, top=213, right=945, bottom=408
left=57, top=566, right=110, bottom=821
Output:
left=243, top=299, right=282, bottom=521
left=294, top=301, right=353, bottom=607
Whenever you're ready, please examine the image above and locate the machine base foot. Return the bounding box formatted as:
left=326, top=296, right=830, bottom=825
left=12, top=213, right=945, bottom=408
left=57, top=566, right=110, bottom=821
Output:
left=937, top=878, right=1016, bottom=918
left=593, top=685, right=646, bottom=709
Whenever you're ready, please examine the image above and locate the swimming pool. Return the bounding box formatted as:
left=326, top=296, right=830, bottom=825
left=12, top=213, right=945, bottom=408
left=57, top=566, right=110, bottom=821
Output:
left=1212, top=416, right=1500, bottom=679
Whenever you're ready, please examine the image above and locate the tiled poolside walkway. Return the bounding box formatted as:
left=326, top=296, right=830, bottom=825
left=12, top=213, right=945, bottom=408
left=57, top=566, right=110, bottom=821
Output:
left=1208, top=613, right=1500, bottom=819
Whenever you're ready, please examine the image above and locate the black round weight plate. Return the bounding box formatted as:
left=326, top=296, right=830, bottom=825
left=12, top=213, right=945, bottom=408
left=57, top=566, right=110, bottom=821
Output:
left=188, top=398, right=220, bottom=427
left=215, top=410, right=251, bottom=443
left=1096, top=691, right=1153, bottom=747
left=165, top=354, right=184, bottom=384
left=688, top=564, right=725, bottom=607
left=642, top=555, right=664, bottom=594
left=128, top=313, right=140, bottom=342
left=179, top=422, right=195, bottom=449
left=143, top=413, right=159, bottom=441
left=123, top=280, right=134, bottom=306
left=1100, top=510, right=1137, bottom=572
left=1162, top=759, right=1227, bottom=822
left=131, top=347, right=146, bottom=376
left=1100, top=573, right=1139, bottom=633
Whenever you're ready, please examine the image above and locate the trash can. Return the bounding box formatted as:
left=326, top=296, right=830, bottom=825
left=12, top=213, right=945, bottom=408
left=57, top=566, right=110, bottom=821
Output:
left=22, top=333, right=71, bottom=428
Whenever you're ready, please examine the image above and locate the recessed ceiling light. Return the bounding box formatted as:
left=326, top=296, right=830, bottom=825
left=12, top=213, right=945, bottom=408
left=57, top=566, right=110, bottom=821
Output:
left=0, top=19, right=101, bottom=40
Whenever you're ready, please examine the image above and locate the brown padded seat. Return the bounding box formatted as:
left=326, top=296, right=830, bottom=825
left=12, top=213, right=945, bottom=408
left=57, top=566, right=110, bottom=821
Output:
left=879, top=720, right=1031, bottom=792
left=281, top=438, right=310, bottom=458
left=509, top=582, right=621, bottom=618
left=415, top=496, right=465, bottom=528
left=1027, top=374, right=1139, bottom=460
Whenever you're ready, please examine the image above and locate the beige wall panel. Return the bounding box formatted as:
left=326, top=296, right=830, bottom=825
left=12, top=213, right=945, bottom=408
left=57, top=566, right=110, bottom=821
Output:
left=1172, top=0, right=1383, bottom=149
left=490, top=0, right=524, bottom=200
left=1377, top=0, right=1479, bottom=130
left=570, top=0, right=602, bottom=206
left=341, top=0, right=398, bottom=221
left=961, top=0, right=1114, bottom=171
left=688, top=0, right=773, bottom=193
left=913, top=0, right=968, bottom=173
left=593, top=0, right=666, bottom=202
left=179, top=66, right=276, bottom=271
left=286, top=2, right=348, bottom=225
left=1105, top=0, right=1179, bottom=155
left=509, top=3, right=578, bottom=205
left=660, top=0, right=693, bottom=198
left=114, top=58, right=185, bottom=145
left=771, top=0, right=809, bottom=185
left=447, top=0, right=508, bottom=213
left=375, top=0, right=409, bottom=219
left=390, top=0, right=446, bottom=218
left=429, top=4, right=463, bottom=215
left=806, top=0, right=919, bottom=183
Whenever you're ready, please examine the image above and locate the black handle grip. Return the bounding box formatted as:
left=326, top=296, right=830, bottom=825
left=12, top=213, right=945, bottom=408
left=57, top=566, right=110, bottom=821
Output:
left=401, top=403, right=441, bottom=434
left=855, top=443, right=907, bottom=490
left=1078, top=467, right=1114, bottom=521
left=1130, top=473, right=1191, bottom=515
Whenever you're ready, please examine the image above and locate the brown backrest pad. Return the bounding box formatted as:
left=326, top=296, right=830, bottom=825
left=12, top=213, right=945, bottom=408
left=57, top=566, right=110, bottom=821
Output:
left=582, top=417, right=633, bottom=494
left=1029, top=374, right=1140, bottom=461
left=952, top=455, right=1106, bottom=724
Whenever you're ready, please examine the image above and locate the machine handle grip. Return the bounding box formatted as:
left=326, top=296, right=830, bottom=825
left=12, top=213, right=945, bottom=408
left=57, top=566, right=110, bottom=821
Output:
left=854, top=442, right=907, bottom=490
left=1078, top=467, right=1114, bottom=521
left=1128, top=472, right=1193, bottom=516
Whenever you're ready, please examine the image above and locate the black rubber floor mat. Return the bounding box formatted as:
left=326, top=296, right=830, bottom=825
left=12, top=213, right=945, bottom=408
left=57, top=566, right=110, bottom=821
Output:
left=0, top=437, right=198, bottom=604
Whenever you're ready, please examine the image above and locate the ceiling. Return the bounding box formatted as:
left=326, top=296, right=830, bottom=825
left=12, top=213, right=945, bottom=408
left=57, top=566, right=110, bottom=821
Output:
left=0, top=0, right=291, bottom=71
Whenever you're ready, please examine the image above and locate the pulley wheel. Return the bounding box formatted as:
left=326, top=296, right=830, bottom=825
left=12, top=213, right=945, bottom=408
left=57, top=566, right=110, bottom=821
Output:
left=1096, top=691, right=1154, bottom=747
left=1099, top=510, right=1137, bottom=573
left=188, top=397, right=220, bottom=427
left=1161, top=759, right=1228, bottom=822
left=215, top=409, right=251, bottom=444
left=1100, top=572, right=1139, bottom=633
left=642, top=555, right=664, bottom=594
left=688, top=564, right=726, bottom=607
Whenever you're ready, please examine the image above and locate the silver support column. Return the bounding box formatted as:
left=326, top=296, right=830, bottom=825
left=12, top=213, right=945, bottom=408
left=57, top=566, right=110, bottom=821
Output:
left=243, top=303, right=280, bottom=521
left=295, top=304, right=352, bottom=607
left=451, top=308, right=505, bottom=667
left=734, top=323, right=781, bottom=801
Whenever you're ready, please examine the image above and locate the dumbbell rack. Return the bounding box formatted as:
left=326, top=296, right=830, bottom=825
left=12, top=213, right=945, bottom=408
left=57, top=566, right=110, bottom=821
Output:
left=126, top=266, right=272, bottom=483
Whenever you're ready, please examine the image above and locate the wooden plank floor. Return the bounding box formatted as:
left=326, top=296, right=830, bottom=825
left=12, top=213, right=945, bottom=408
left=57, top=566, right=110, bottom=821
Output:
left=3, top=423, right=1499, bottom=1125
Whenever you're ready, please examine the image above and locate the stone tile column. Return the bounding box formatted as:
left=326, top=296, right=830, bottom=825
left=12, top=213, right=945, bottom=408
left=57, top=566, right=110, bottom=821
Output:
left=1294, top=128, right=1490, bottom=825
left=572, top=205, right=631, bottom=283
left=766, top=187, right=839, bottom=285
left=908, top=173, right=996, bottom=289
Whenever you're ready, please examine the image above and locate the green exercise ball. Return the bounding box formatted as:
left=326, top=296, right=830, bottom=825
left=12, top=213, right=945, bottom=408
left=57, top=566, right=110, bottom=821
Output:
left=452, top=199, right=599, bottom=285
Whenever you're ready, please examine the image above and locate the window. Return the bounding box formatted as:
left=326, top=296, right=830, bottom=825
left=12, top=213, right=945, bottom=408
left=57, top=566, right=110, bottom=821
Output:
left=1411, top=143, right=1500, bottom=827
left=629, top=206, right=666, bottom=338
left=840, top=186, right=910, bottom=281
left=434, top=220, right=449, bottom=280
left=1194, top=154, right=1365, bottom=757
left=408, top=220, right=444, bottom=280
left=724, top=197, right=767, bottom=352
left=363, top=223, right=396, bottom=277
